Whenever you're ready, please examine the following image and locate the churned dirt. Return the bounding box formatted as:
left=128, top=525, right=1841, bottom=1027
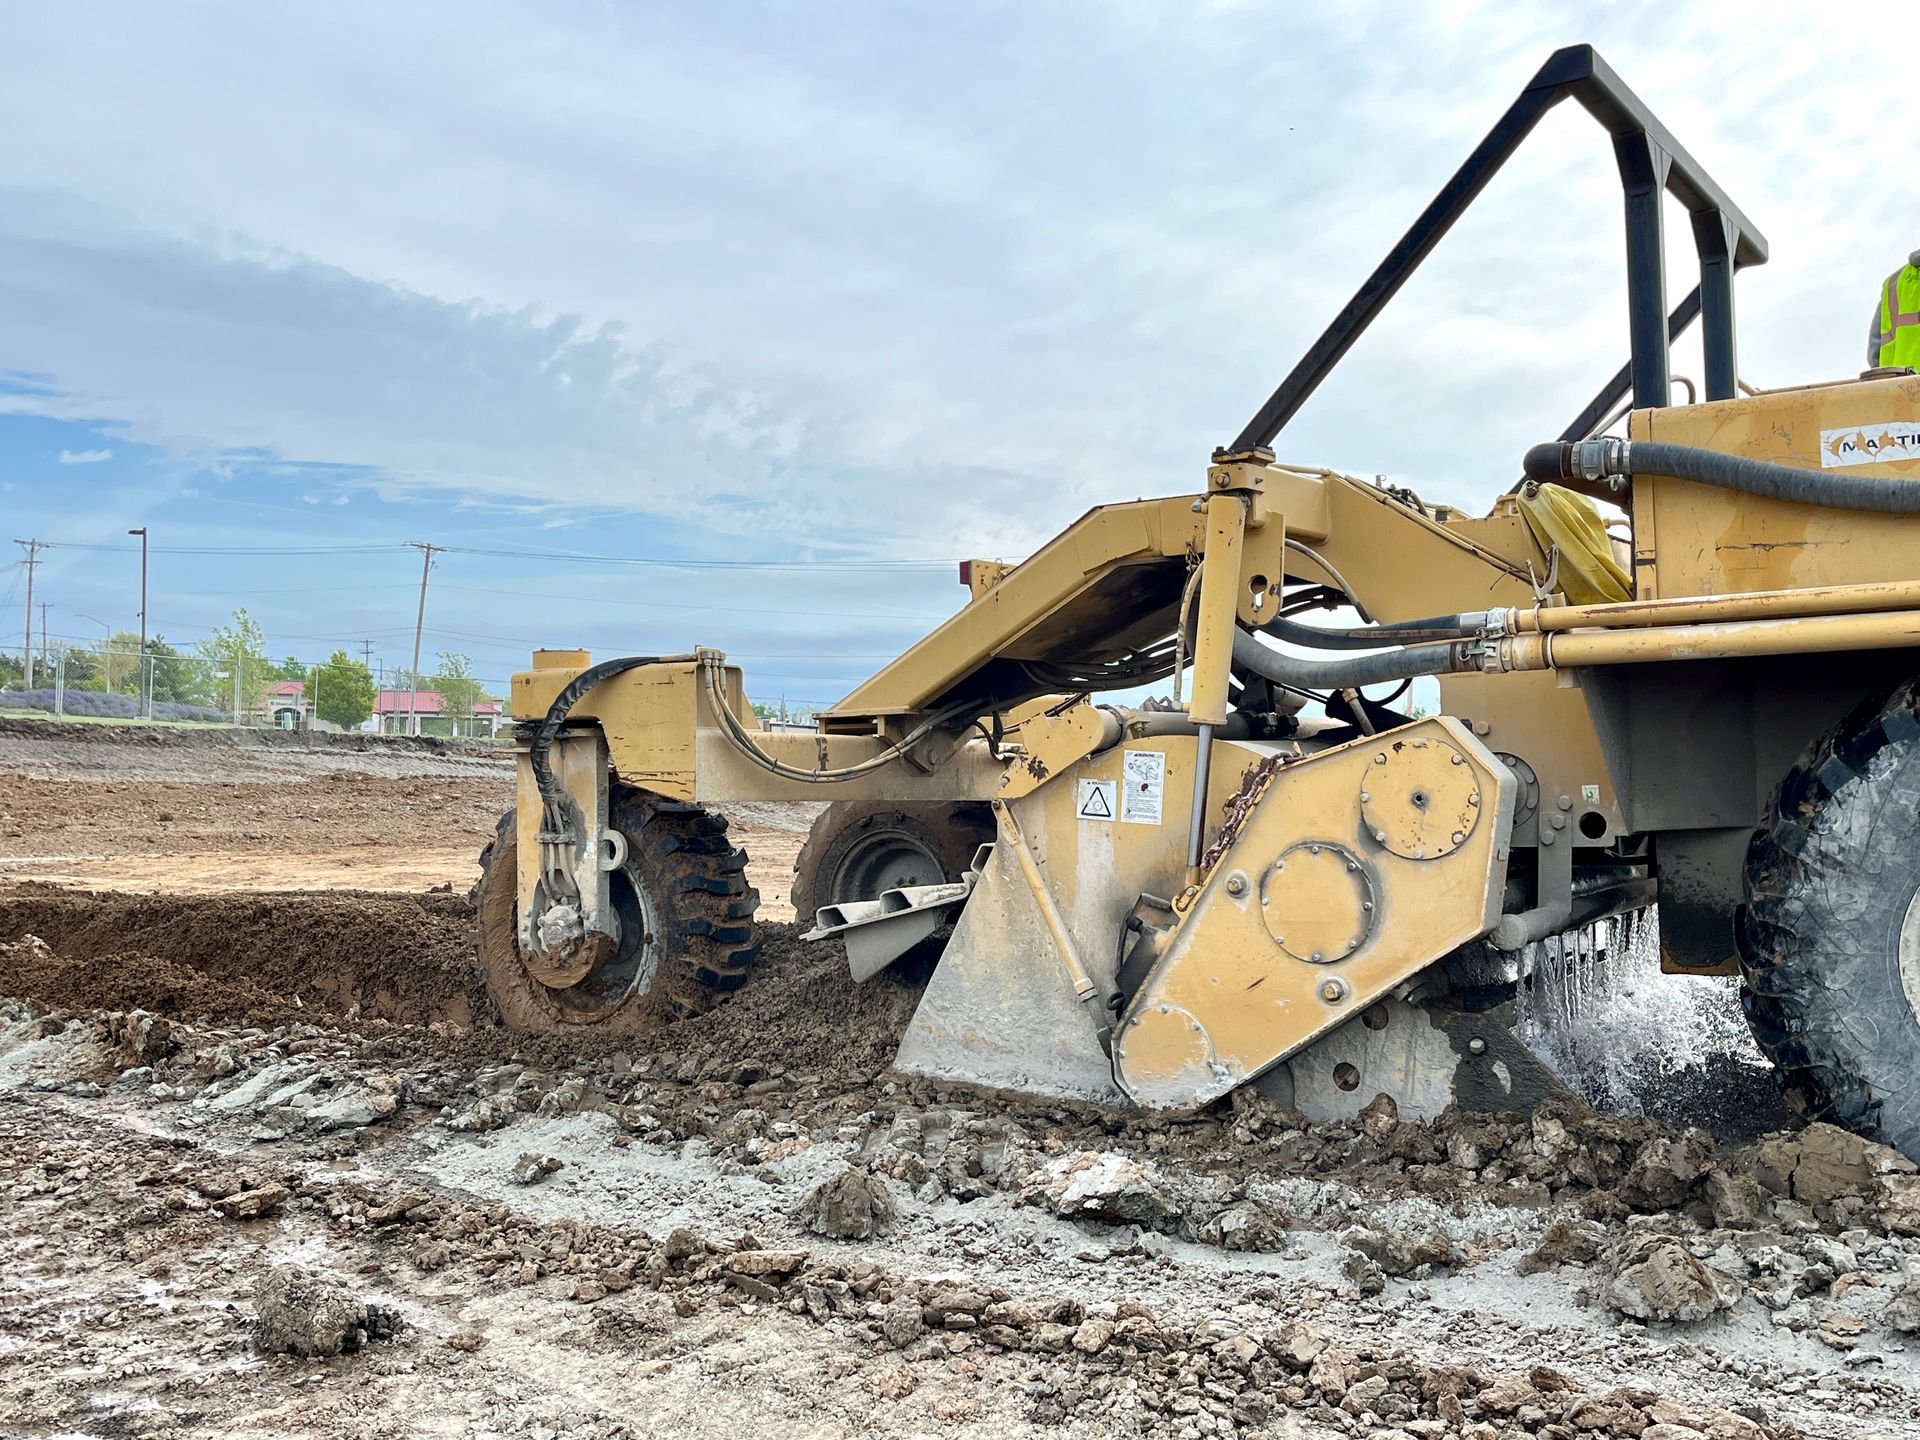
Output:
left=0, top=884, right=489, bottom=1028
left=5, top=717, right=1920, bottom=1439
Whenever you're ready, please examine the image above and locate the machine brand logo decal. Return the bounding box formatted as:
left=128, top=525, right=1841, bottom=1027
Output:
left=1820, top=421, right=1920, bottom=469
left=1120, top=750, right=1165, bottom=825
left=1076, top=779, right=1116, bottom=821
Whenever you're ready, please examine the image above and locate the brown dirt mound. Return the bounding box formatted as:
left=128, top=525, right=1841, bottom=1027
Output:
left=0, top=885, right=490, bottom=1028
left=420, top=923, right=923, bottom=1079
left=662, top=925, right=927, bottom=1082
left=0, top=885, right=915, bottom=1075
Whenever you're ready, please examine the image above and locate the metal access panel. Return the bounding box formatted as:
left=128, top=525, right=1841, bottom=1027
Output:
left=1112, top=718, right=1516, bottom=1109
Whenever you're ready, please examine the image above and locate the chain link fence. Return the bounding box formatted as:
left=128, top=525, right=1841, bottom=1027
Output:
left=3, top=643, right=819, bottom=737
left=1, top=642, right=286, bottom=727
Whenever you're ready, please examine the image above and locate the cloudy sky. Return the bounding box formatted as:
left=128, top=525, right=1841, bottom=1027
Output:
left=0, top=3, right=1902, bottom=705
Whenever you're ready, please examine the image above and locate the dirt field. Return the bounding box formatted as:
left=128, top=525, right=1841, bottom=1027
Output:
left=0, top=719, right=812, bottom=919
left=2, top=720, right=1917, bottom=1438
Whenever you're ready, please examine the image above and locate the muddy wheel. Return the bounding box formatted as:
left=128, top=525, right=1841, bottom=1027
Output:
left=790, top=801, right=994, bottom=926
left=475, top=790, right=761, bottom=1032
left=1739, top=678, right=1920, bottom=1157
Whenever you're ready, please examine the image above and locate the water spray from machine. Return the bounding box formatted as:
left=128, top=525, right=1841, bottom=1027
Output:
left=1513, top=907, right=1769, bottom=1119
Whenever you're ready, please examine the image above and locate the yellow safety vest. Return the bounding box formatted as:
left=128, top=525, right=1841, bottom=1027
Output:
left=1877, top=264, right=1920, bottom=369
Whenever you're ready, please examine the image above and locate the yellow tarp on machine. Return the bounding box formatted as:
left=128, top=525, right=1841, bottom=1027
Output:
left=1517, top=484, right=1631, bottom=605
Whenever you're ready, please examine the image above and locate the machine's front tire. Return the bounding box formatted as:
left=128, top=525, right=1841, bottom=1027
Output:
left=790, top=801, right=994, bottom=926
left=475, top=791, right=761, bottom=1033
left=1739, top=678, right=1920, bottom=1158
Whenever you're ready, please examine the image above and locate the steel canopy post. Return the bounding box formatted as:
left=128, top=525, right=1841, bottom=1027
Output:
left=1693, top=210, right=1741, bottom=400
left=1615, top=130, right=1674, bottom=411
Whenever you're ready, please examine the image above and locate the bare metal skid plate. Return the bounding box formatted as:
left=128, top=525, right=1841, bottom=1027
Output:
left=893, top=835, right=1127, bottom=1105
left=1284, top=996, right=1567, bottom=1122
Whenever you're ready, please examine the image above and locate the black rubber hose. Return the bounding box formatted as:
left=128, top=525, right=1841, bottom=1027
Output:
left=1262, top=612, right=1484, bottom=652
left=1231, top=627, right=1474, bottom=688
left=1523, top=439, right=1920, bottom=514
left=528, top=656, right=668, bottom=828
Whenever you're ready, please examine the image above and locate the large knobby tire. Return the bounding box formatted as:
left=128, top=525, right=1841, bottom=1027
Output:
left=1739, top=678, right=1920, bottom=1157
left=790, top=801, right=994, bottom=925
left=475, top=791, right=761, bottom=1033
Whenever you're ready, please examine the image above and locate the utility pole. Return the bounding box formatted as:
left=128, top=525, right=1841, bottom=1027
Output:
left=359, top=639, right=375, bottom=671
left=14, top=539, right=41, bottom=686
left=128, top=527, right=148, bottom=717
left=38, top=602, right=48, bottom=670
left=406, top=542, right=441, bottom=737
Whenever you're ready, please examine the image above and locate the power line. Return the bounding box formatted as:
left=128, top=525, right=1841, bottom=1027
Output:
left=45, top=541, right=412, bottom=556
left=37, top=537, right=986, bottom=569
left=432, top=581, right=947, bottom=623
left=439, top=543, right=965, bottom=571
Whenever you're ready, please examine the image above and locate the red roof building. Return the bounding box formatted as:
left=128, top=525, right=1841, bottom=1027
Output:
left=373, top=690, right=503, bottom=717
left=374, top=689, right=504, bottom=736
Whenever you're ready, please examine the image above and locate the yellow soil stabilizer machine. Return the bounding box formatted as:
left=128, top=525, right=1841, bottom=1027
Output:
left=476, top=46, right=1920, bottom=1158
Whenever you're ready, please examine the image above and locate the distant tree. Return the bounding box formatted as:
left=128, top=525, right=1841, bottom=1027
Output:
left=0, top=650, right=22, bottom=689
left=269, top=654, right=309, bottom=681
left=313, top=649, right=376, bottom=730
left=428, top=652, right=490, bottom=733
left=146, top=636, right=208, bottom=704
left=196, top=609, right=272, bottom=711
left=94, top=630, right=146, bottom=694
left=47, top=643, right=100, bottom=690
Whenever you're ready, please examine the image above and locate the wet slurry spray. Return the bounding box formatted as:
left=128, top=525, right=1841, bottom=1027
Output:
left=1513, top=907, right=1789, bottom=1139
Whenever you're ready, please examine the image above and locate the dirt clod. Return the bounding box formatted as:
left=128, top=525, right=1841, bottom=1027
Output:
left=214, top=1182, right=292, bottom=1219
left=1607, top=1233, right=1737, bottom=1322
left=798, top=1162, right=896, bottom=1238
left=253, top=1264, right=400, bottom=1357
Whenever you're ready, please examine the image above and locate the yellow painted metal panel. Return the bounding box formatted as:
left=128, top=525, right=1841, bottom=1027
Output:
left=1111, top=718, right=1513, bottom=1107
left=1633, top=374, right=1920, bottom=597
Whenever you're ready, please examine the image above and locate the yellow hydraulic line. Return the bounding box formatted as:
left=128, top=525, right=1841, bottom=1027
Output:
left=1501, top=609, right=1920, bottom=672
left=1510, top=577, right=1920, bottom=633
left=991, top=799, right=1098, bottom=1003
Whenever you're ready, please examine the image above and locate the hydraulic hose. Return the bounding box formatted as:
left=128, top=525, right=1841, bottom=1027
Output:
left=703, top=659, right=979, bottom=783
left=529, top=655, right=684, bottom=825
left=1262, top=612, right=1486, bottom=652
left=1231, top=626, right=1475, bottom=689
left=1523, top=437, right=1920, bottom=514
left=1285, top=539, right=1375, bottom=623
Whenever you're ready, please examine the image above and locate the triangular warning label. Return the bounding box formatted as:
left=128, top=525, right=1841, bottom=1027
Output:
left=1078, top=783, right=1113, bottom=818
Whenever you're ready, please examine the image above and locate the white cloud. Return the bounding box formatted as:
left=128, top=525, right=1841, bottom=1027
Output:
left=0, top=3, right=1908, bottom=561
left=57, top=447, right=111, bottom=464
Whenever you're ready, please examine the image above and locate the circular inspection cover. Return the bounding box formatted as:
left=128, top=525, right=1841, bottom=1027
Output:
left=1358, top=738, right=1481, bottom=860
left=1260, top=841, right=1375, bottom=963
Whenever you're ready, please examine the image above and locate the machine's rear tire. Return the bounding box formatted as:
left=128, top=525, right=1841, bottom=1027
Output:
left=475, top=790, right=761, bottom=1033
left=790, top=802, right=994, bottom=926
left=1739, top=678, right=1920, bottom=1157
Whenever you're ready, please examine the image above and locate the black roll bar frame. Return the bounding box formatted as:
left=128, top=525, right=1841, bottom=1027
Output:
left=1226, top=44, right=1769, bottom=456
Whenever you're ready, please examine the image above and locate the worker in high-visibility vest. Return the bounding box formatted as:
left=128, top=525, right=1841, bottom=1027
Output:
left=1870, top=250, right=1920, bottom=369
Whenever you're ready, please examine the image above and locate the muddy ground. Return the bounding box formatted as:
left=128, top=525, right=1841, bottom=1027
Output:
left=1, top=720, right=1914, bottom=1438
